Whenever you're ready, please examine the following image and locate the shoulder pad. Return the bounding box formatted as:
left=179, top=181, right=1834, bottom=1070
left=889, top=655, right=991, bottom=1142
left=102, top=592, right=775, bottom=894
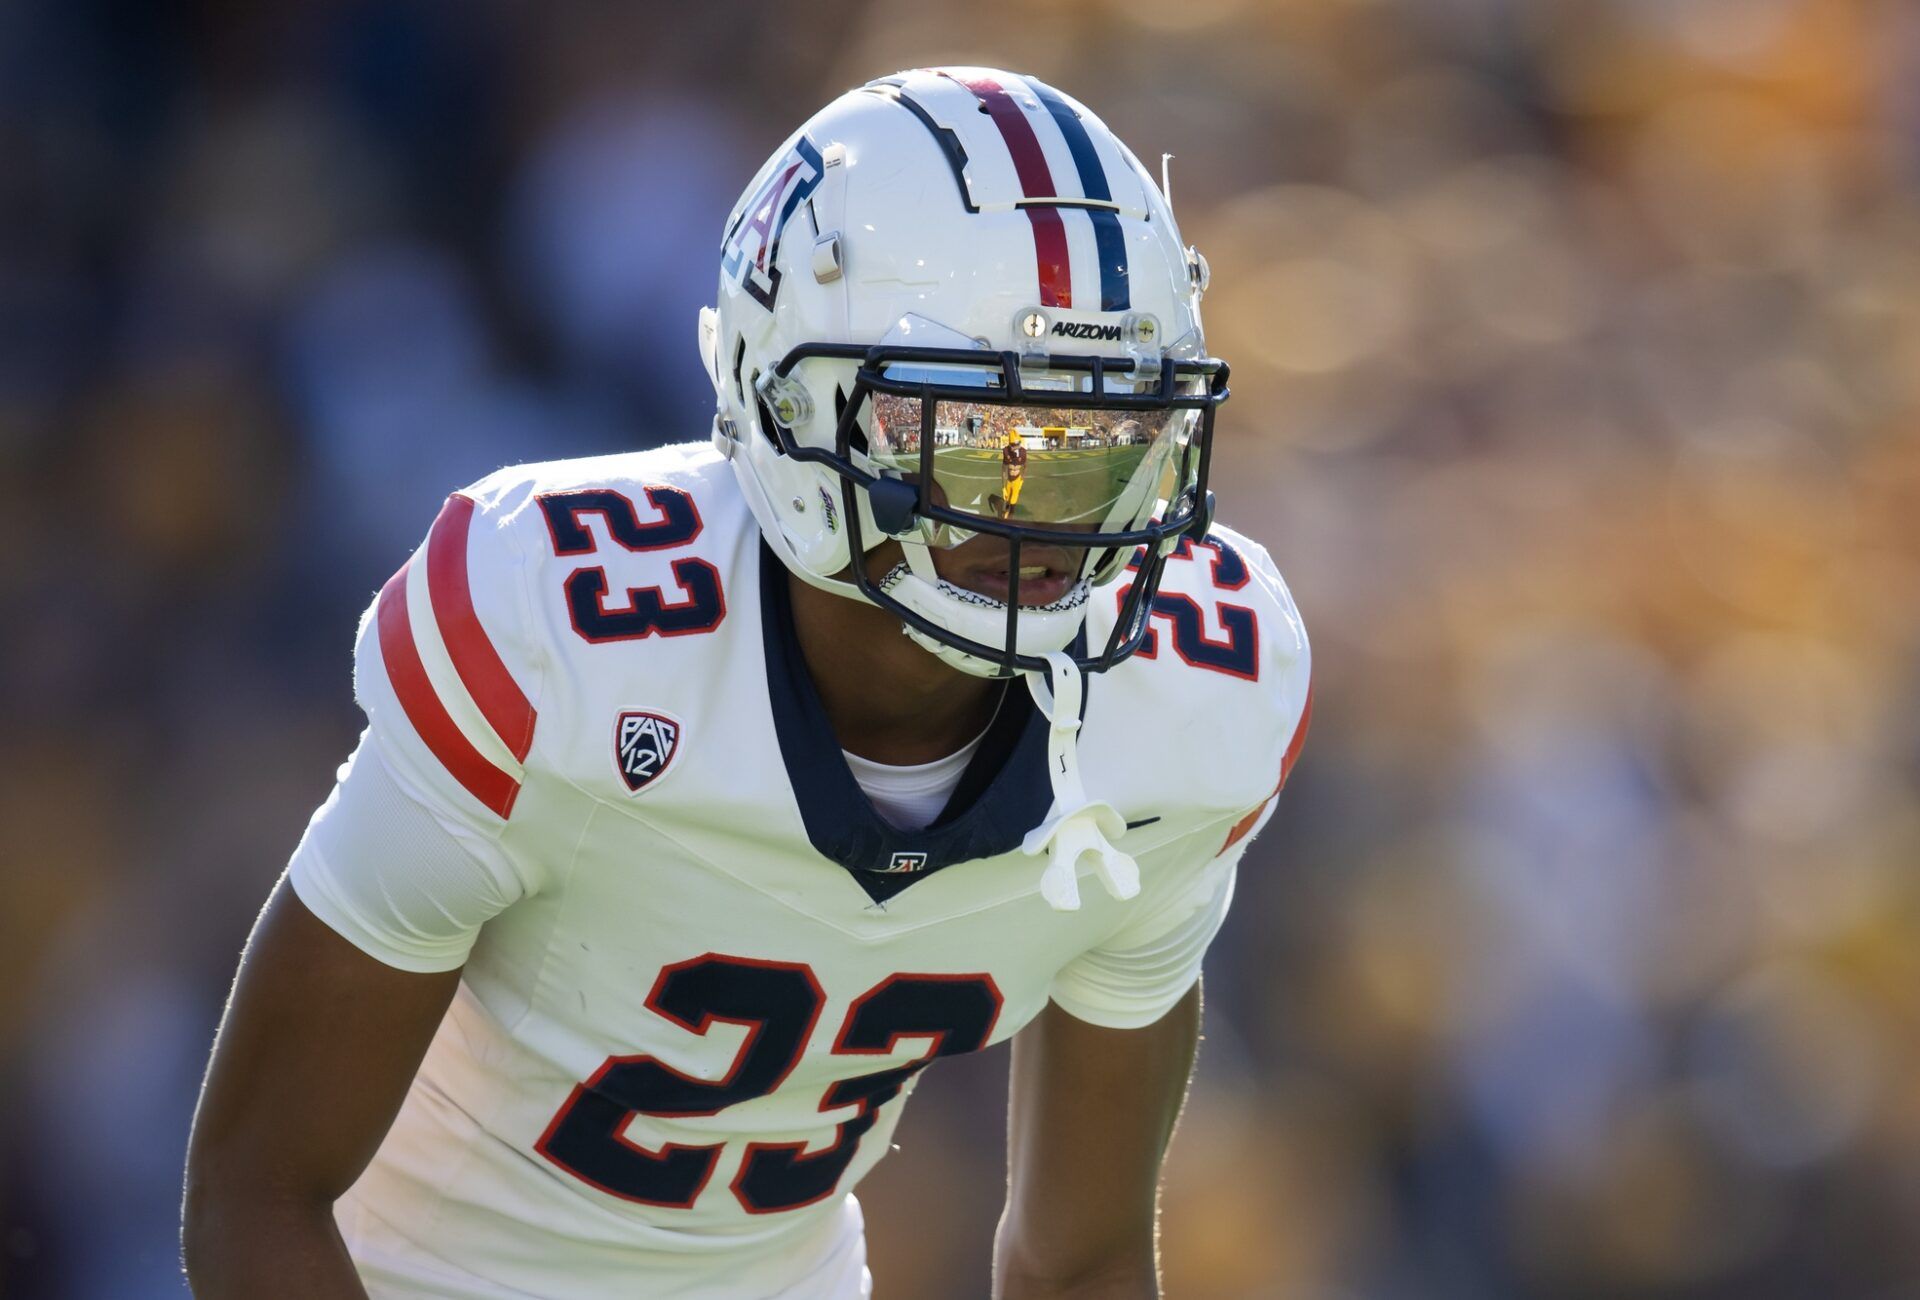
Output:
left=1082, top=523, right=1311, bottom=834
left=355, top=443, right=746, bottom=822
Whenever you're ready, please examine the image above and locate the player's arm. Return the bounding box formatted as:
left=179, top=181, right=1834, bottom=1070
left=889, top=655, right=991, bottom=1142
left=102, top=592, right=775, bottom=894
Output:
left=182, top=880, right=461, bottom=1298
left=993, top=527, right=1312, bottom=1296
left=996, top=650, right=1310, bottom=1298
left=185, top=486, right=546, bottom=1294
left=994, top=984, right=1201, bottom=1299
left=994, top=832, right=1242, bottom=1300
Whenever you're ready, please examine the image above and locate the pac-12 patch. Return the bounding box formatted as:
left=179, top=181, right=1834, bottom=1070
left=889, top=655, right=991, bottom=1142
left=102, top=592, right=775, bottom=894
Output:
left=614, top=710, right=682, bottom=793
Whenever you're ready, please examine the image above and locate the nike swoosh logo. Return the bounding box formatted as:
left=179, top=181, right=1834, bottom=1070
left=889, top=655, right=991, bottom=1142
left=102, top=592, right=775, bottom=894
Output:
left=1125, top=816, right=1161, bottom=830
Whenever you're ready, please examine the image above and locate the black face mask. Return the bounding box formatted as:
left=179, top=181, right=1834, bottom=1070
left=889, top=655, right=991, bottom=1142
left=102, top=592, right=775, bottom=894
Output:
left=755, top=341, right=1229, bottom=677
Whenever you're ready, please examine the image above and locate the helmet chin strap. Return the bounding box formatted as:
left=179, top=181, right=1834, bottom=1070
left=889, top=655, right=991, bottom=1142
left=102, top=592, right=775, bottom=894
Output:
left=1020, top=651, right=1140, bottom=911
left=880, top=541, right=1091, bottom=681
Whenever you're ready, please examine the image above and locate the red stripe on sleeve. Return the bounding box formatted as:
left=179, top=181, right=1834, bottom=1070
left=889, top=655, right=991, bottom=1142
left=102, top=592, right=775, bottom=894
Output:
left=1280, top=684, right=1313, bottom=787
left=1220, top=683, right=1313, bottom=855
left=426, top=494, right=538, bottom=762
left=376, top=563, right=521, bottom=818
left=958, top=75, right=1073, bottom=309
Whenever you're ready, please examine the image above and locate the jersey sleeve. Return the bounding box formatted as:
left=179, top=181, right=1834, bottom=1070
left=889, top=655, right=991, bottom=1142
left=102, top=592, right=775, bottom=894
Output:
left=1046, top=828, right=1246, bottom=1030
left=288, top=735, right=534, bottom=971
left=1051, top=558, right=1312, bottom=1030
left=287, top=486, right=549, bottom=972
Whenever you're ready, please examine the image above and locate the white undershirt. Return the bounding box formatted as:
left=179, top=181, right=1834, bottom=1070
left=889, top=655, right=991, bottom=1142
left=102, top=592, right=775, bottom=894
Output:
left=843, top=731, right=987, bottom=831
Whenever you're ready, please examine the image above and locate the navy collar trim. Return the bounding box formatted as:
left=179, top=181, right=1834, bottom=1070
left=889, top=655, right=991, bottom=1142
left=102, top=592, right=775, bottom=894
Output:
left=758, top=545, right=1067, bottom=904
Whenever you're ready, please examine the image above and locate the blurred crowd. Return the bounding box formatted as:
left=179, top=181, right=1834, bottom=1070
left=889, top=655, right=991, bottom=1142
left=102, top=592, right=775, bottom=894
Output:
left=3, top=0, right=1918, bottom=1297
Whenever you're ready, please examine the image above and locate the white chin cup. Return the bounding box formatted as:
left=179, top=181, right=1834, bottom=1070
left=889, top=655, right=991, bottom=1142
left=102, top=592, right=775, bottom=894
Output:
left=878, top=545, right=1090, bottom=679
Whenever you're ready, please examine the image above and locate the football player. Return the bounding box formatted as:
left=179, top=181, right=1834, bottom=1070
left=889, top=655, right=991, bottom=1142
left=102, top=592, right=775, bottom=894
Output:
left=184, top=67, right=1310, bottom=1299
left=993, top=428, right=1028, bottom=520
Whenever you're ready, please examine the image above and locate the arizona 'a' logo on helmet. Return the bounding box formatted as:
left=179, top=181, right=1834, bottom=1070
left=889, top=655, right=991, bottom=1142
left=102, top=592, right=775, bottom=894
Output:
left=720, top=136, right=824, bottom=311
left=614, top=710, right=682, bottom=793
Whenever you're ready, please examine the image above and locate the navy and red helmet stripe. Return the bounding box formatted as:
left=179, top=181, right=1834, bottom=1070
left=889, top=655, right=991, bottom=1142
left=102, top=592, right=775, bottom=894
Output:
left=958, top=74, right=1074, bottom=309
left=1026, top=81, right=1132, bottom=312
left=947, top=73, right=1133, bottom=315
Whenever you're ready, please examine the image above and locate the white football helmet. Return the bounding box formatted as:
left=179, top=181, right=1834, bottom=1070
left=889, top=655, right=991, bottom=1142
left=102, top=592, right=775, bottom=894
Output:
left=700, top=66, right=1227, bottom=680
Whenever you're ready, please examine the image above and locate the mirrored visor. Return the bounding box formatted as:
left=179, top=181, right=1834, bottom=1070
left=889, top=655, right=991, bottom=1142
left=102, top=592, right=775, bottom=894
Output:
left=867, top=391, right=1198, bottom=538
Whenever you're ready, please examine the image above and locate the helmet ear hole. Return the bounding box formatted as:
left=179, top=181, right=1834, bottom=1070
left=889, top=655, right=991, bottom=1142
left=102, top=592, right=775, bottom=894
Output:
left=731, top=337, right=748, bottom=407
left=752, top=383, right=787, bottom=455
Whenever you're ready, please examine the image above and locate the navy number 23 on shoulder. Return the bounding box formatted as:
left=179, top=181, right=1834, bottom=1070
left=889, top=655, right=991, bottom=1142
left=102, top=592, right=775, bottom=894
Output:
left=1122, top=533, right=1260, bottom=681
left=538, top=488, right=727, bottom=642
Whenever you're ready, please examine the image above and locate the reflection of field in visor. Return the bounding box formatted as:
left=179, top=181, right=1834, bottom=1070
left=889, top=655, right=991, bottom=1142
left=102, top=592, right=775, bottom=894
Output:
left=925, top=444, right=1154, bottom=524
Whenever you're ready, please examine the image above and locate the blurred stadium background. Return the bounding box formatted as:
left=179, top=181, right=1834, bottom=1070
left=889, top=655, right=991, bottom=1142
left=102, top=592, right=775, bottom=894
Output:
left=3, top=0, right=1919, bottom=1296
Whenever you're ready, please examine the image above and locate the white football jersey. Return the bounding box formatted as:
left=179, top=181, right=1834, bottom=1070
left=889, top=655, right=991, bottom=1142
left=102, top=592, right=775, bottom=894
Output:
left=287, top=442, right=1310, bottom=1298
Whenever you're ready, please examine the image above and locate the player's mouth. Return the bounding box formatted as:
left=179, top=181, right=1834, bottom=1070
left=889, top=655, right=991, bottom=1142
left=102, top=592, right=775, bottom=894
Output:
left=959, top=550, right=1079, bottom=607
